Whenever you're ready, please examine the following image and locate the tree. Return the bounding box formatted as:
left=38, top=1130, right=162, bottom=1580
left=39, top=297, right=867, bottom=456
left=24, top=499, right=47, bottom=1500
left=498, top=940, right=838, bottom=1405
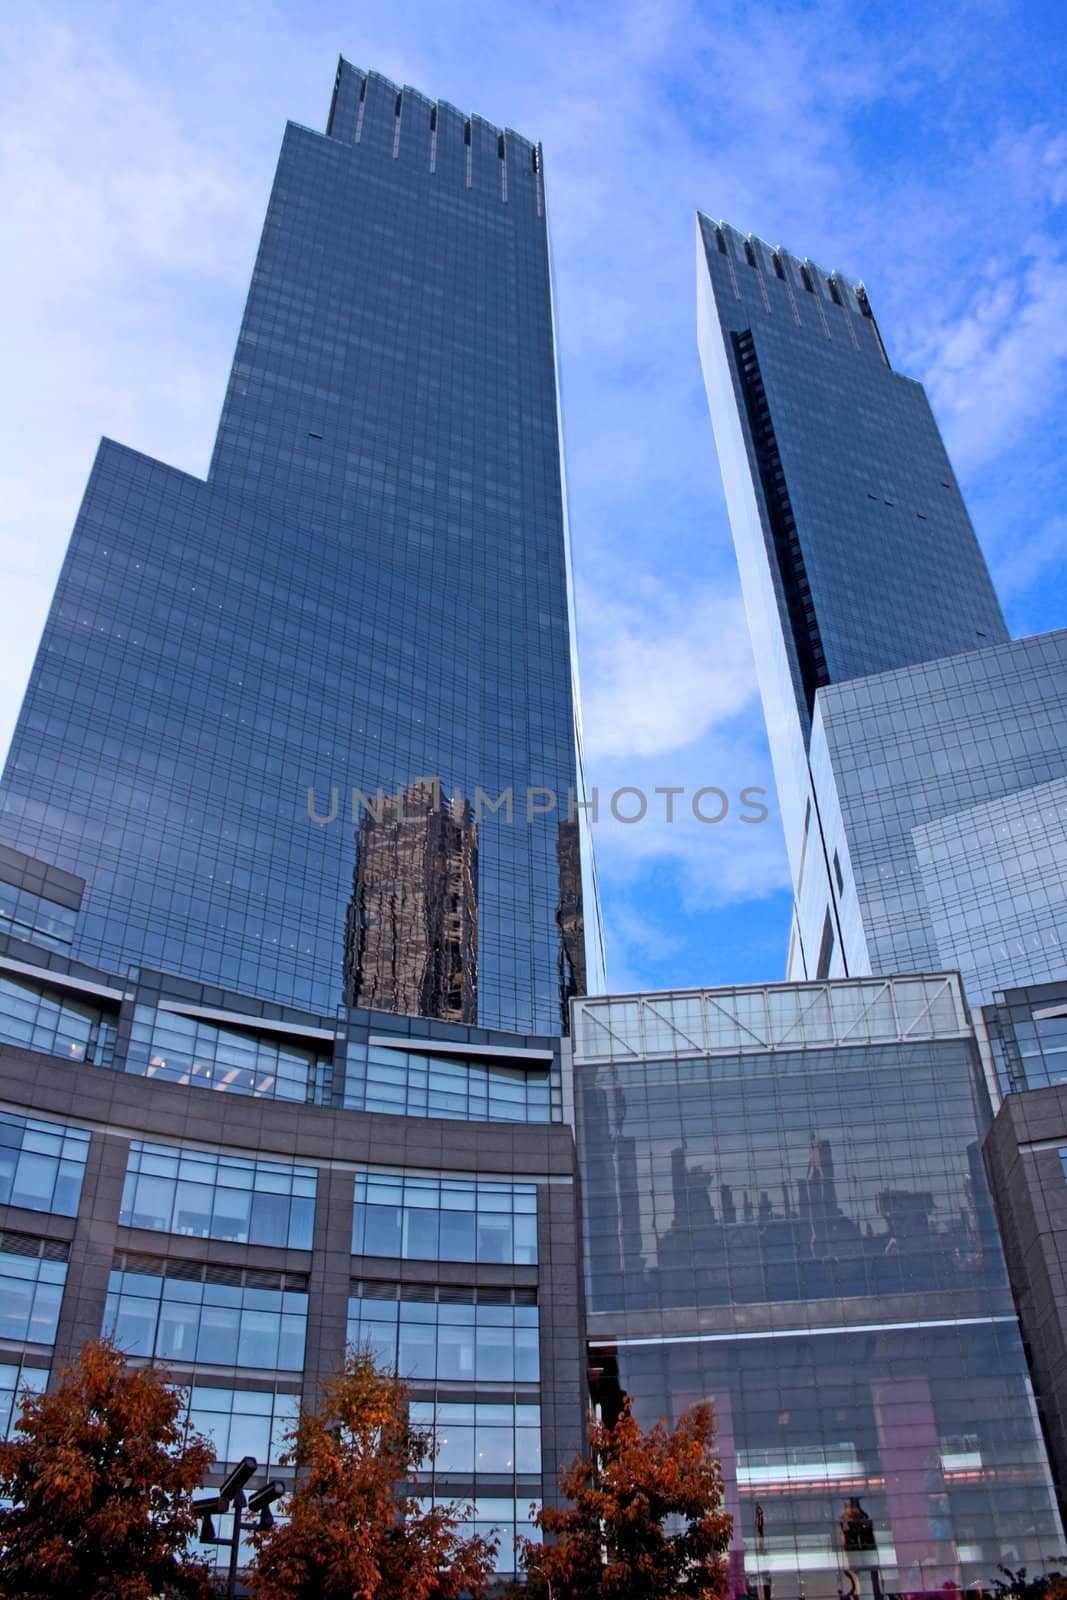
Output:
left=249, top=1347, right=498, bottom=1600
left=990, top=1567, right=1067, bottom=1600
left=516, top=1398, right=732, bottom=1600
left=0, top=1337, right=214, bottom=1600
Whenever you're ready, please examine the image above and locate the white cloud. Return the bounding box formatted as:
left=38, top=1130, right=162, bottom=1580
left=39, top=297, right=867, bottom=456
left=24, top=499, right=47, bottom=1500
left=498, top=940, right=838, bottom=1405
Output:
left=579, top=576, right=758, bottom=760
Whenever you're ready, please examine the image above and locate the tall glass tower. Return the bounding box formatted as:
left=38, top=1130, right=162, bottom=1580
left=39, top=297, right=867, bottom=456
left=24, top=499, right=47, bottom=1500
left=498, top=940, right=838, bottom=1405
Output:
left=0, top=59, right=601, bottom=1032
left=698, top=216, right=1067, bottom=1001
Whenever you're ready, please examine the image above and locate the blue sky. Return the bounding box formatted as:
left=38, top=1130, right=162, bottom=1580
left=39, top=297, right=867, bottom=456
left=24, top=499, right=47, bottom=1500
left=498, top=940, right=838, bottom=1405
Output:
left=1, top=0, right=1065, bottom=995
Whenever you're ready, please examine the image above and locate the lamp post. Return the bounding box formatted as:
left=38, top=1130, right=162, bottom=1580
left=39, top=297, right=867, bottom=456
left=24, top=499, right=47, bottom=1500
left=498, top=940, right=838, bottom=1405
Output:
left=527, top=1554, right=554, bottom=1599
left=193, top=1456, right=284, bottom=1600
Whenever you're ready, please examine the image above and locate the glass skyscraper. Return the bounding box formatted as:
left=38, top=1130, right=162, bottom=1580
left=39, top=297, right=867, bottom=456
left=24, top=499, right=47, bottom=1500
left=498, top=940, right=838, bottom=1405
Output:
left=698, top=216, right=1067, bottom=1003
left=0, top=57, right=601, bottom=1033
left=0, top=60, right=596, bottom=1580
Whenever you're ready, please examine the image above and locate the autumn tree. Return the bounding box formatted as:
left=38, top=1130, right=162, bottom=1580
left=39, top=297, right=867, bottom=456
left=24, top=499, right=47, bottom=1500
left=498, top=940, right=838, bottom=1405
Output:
left=517, top=1398, right=732, bottom=1600
left=0, top=1337, right=214, bottom=1600
left=249, top=1346, right=498, bottom=1600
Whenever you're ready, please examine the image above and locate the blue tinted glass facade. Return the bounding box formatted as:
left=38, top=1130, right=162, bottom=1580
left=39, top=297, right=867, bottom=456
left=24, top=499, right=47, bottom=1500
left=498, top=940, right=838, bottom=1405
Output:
left=696, top=218, right=1011, bottom=989
left=0, top=59, right=599, bottom=1032
left=574, top=980, right=1064, bottom=1600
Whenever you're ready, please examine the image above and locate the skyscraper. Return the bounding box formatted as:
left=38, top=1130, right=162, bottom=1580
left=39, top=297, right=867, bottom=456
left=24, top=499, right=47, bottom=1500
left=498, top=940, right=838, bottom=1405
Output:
left=698, top=217, right=1067, bottom=1002
left=0, top=58, right=602, bottom=1034
left=0, top=61, right=594, bottom=1579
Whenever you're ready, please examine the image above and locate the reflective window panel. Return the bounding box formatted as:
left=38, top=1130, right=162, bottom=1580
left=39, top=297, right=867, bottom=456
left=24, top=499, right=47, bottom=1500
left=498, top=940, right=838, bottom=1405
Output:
left=409, top=1399, right=541, bottom=1478
left=344, top=1043, right=551, bottom=1123
left=0, top=1360, right=47, bottom=1438
left=352, top=1173, right=537, bottom=1265
left=104, top=1262, right=307, bottom=1372
left=121, top=1140, right=316, bottom=1249
left=125, top=1007, right=328, bottom=1102
left=186, top=1384, right=300, bottom=1470
left=0, top=972, right=116, bottom=1067
left=0, top=1243, right=67, bottom=1345
left=0, top=1110, right=90, bottom=1217
left=347, top=1286, right=539, bottom=1385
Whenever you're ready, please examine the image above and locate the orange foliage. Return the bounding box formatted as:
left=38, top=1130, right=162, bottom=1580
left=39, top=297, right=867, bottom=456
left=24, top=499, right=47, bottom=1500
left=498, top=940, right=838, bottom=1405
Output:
left=518, top=1399, right=732, bottom=1600
left=249, top=1346, right=498, bottom=1600
left=0, top=1337, right=214, bottom=1600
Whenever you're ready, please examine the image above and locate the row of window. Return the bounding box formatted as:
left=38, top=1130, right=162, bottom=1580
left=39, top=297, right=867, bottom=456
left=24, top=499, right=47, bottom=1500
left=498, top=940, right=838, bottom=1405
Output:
left=348, top=1293, right=539, bottom=1385
left=410, top=1399, right=541, bottom=1476
left=0, top=882, right=77, bottom=952
left=126, top=1006, right=328, bottom=1103
left=186, top=1383, right=299, bottom=1469
left=344, top=1043, right=551, bottom=1123
left=0, top=972, right=116, bottom=1068
left=121, top=1141, right=316, bottom=1250
left=0, top=1108, right=545, bottom=1272
left=0, top=1360, right=46, bottom=1438
left=0, top=971, right=558, bottom=1131
left=0, top=1245, right=67, bottom=1346
left=353, top=1173, right=537, bottom=1265
left=104, top=1267, right=308, bottom=1372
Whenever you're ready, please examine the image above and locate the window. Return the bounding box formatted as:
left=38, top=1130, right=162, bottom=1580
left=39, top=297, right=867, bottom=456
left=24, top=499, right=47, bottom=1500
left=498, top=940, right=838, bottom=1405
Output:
left=121, top=1141, right=316, bottom=1249
left=816, top=909, right=836, bottom=980
left=0, top=1111, right=90, bottom=1217
left=410, top=1400, right=541, bottom=1477
left=0, top=1360, right=47, bottom=1438
left=104, top=1259, right=308, bottom=1372
left=413, top=1496, right=540, bottom=1572
left=345, top=1043, right=550, bottom=1123
left=0, top=882, right=77, bottom=952
left=353, top=1174, right=537, bottom=1265
left=833, top=850, right=845, bottom=897
left=0, top=972, right=116, bottom=1067
left=800, top=265, right=815, bottom=293
left=125, top=1007, right=329, bottom=1102
left=0, top=1238, right=67, bottom=1345
left=348, top=1286, right=539, bottom=1385
left=186, top=1384, right=300, bottom=1469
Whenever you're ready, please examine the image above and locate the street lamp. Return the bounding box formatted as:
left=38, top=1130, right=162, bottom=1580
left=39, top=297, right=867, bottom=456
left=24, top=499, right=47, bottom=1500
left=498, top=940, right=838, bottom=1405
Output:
left=527, top=1553, right=554, bottom=1599
left=193, top=1456, right=285, bottom=1599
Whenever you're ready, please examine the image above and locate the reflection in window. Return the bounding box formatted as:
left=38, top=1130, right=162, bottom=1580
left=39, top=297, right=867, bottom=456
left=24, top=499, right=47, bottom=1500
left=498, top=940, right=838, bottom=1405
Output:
left=1012, top=1014, right=1067, bottom=1090
left=0, top=1239, right=67, bottom=1345
left=186, top=1384, right=300, bottom=1469
left=125, top=1007, right=329, bottom=1102
left=348, top=1287, right=539, bottom=1385
left=413, top=1496, right=540, bottom=1572
left=121, top=1141, right=316, bottom=1249
left=0, top=1111, right=90, bottom=1217
left=0, top=973, right=117, bottom=1067
left=0, top=1360, right=47, bottom=1438
left=409, top=1400, right=541, bottom=1477
left=104, top=1261, right=307, bottom=1372
left=0, top=882, right=77, bottom=953
left=344, top=1043, right=550, bottom=1123
left=353, top=1174, right=537, bottom=1265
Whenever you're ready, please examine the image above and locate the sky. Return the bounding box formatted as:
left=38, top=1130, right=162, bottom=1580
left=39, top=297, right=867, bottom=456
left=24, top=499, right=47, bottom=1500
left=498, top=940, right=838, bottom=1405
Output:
left=1, top=0, right=1065, bottom=996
